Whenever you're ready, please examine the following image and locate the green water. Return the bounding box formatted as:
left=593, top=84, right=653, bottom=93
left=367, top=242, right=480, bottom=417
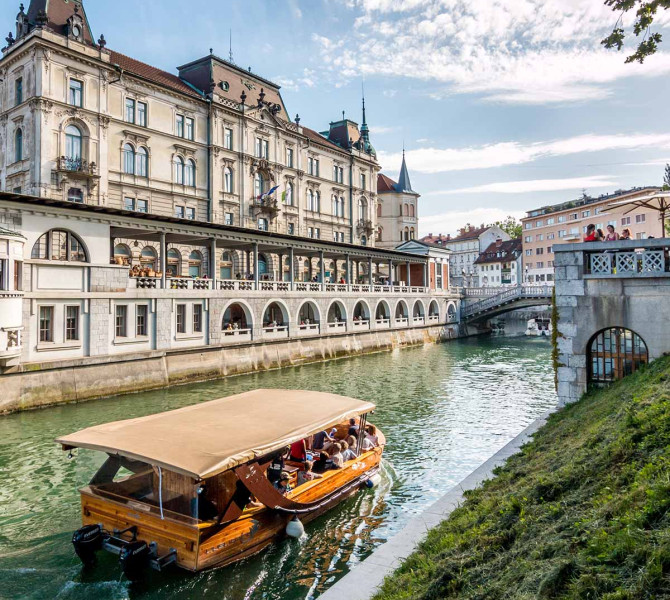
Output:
left=0, top=336, right=556, bottom=600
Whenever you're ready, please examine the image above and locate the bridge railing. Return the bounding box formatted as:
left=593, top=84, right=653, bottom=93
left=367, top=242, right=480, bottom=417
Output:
left=463, top=284, right=552, bottom=318
left=583, top=241, right=670, bottom=277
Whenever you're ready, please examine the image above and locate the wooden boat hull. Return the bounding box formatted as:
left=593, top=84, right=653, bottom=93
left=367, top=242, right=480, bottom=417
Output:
left=79, top=443, right=383, bottom=573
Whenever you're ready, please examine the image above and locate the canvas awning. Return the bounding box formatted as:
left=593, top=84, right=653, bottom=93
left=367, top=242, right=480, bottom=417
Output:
left=56, top=389, right=375, bottom=479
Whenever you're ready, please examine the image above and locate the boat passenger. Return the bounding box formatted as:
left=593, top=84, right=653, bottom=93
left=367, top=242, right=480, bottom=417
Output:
left=341, top=441, right=356, bottom=462
left=297, top=460, right=323, bottom=486
left=313, top=450, right=330, bottom=473
left=312, top=429, right=335, bottom=450
left=330, top=443, right=344, bottom=469
left=274, top=471, right=292, bottom=495
left=267, top=449, right=286, bottom=484
left=346, top=435, right=358, bottom=454
left=290, top=438, right=307, bottom=462
left=347, top=418, right=359, bottom=437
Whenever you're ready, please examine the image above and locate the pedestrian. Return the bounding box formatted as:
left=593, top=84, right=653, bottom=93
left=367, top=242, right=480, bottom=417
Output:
left=620, top=228, right=632, bottom=240
left=605, top=224, right=619, bottom=241
left=584, top=224, right=597, bottom=242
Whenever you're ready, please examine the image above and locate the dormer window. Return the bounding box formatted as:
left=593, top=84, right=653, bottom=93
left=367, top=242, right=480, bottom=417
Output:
left=67, top=8, right=86, bottom=43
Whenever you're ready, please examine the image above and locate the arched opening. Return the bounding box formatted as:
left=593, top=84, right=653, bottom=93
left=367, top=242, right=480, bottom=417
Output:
left=65, top=125, right=82, bottom=167
left=31, top=229, right=88, bottom=262
left=375, top=300, right=390, bottom=325
left=409, top=204, right=415, bottom=217
left=185, top=159, right=196, bottom=187
left=263, top=301, right=288, bottom=329
left=429, top=300, right=439, bottom=320
left=222, top=302, right=251, bottom=334
left=358, top=197, right=367, bottom=221
left=113, top=243, right=132, bottom=265
left=254, top=173, right=265, bottom=198
left=298, top=301, right=320, bottom=330
left=395, top=300, right=408, bottom=321
left=588, top=327, right=648, bottom=386
left=140, top=246, right=157, bottom=271
left=173, top=156, right=184, bottom=184
left=123, top=143, right=135, bottom=174
left=413, top=300, right=425, bottom=321
left=403, top=204, right=409, bottom=216
left=285, top=181, right=293, bottom=205
left=353, top=301, right=370, bottom=324
left=327, top=301, right=346, bottom=326
left=404, top=227, right=409, bottom=241
left=447, top=302, right=457, bottom=322
left=166, top=248, right=181, bottom=276
left=224, top=167, right=234, bottom=193
left=220, top=251, right=233, bottom=280
left=188, top=250, right=203, bottom=277
left=410, top=227, right=415, bottom=240
left=137, top=146, right=149, bottom=177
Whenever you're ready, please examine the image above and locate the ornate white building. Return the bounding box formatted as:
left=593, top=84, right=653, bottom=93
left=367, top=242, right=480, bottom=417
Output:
left=0, top=0, right=381, bottom=280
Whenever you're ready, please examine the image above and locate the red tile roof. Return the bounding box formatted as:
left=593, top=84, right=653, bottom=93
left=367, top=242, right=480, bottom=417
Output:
left=377, top=173, right=397, bottom=193
left=474, top=239, right=522, bottom=265
left=109, top=50, right=203, bottom=99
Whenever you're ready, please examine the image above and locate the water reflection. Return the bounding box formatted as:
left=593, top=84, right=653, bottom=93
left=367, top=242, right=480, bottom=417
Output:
left=0, top=336, right=555, bottom=599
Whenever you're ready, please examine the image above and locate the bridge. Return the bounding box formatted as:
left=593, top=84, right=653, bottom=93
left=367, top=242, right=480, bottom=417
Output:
left=462, top=285, right=553, bottom=321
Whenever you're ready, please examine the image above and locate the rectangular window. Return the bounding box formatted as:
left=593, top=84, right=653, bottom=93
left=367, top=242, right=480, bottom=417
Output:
left=621, top=216, right=631, bottom=225
left=185, top=117, right=194, bottom=141
left=0, top=259, right=6, bottom=290
left=570, top=227, right=579, bottom=234
left=636, top=214, right=646, bottom=223
left=315, top=228, right=320, bottom=239
left=123, top=197, right=135, bottom=211
left=286, top=147, right=294, bottom=167
left=258, top=218, right=268, bottom=231
left=582, top=210, right=590, bottom=217
left=547, top=218, right=555, bottom=225
left=525, top=249, right=532, bottom=256
left=333, top=231, right=338, bottom=242
left=536, top=220, right=543, bottom=227
left=224, top=128, right=233, bottom=150
left=176, top=304, right=186, bottom=334
left=262, top=139, right=269, bottom=159
left=524, top=223, right=531, bottom=229
left=69, top=79, right=83, bottom=107
left=314, top=158, right=319, bottom=176
left=136, top=199, right=148, bottom=213
left=224, top=212, right=233, bottom=226
left=65, top=305, right=79, bottom=341
left=288, top=222, right=295, bottom=235
left=535, top=234, right=543, bottom=241
left=176, top=114, right=184, bottom=138
left=636, top=232, right=646, bottom=239
left=185, top=207, right=195, bottom=220
left=137, top=102, right=147, bottom=127
left=558, top=215, right=566, bottom=223
left=136, top=304, right=148, bottom=336
left=115, top=305, right=128, bottom=338
left=39, top=306, right=53, bottom=342
left=547, top=233, right=555, bottom=240
left=193, top=304, right=202, bottom=333
left=547, top=246, right=552, bottom=253
left=307, top=157, right=313, bottom=175
left=360, top=173, right=366, bottom=189
left=125, top=98, right=136, bottom=124
left=256, top=138, right=262, bottom=158
left=13, top=260, right=22, bottom=291
left=537, top=262, right=544, bottom=268
left=307, top=227, right=314, bottom=238
left=174, top=205, right=185, bottom=218
left=569, top=212, right=578, bottom=220
left=15, top=78, right=22, bottom=105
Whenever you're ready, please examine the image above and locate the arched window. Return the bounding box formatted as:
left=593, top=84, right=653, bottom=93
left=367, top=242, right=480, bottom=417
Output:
left=331, top=195, right=337, bottom=216
left=263, top=302, right=286, bottom=326
left=184, top=159, right=196, bottom=187
left=136, top=146, right=148, bottom=177
left=315, top=191, right=321, bottom=213
left=188, top=250, right=203, bottom=277
left=404, top=227, right=410, bottom=241
left=307, top=190, right=314, bottom=212
left=31, top=229, right=87, bottom=262
left=403, top=204, right=409, bottom=216
left=328, top=301, right=346, bottom=323
left=410, top=227, right=415, bottom=240
left=114, top=243, right=131, bottom=265
left=258, top=254, right=268, bottom=276
left=140, top=246, right=157, bottom=270
left=340, top=197, right=346, bottom=217
left=358, top=198, right=367, bottom=221
left=173, top=156, right=184, bottom=184
left=353, top=301, right=369, bottom=321
left=224, top=167, right=234, bottom=194
left=395, top=301, right=408, bottom=319
left=589, top=327, right=648, bottom=385
left=377, top=203, right=382, bottom=217
left=376, top=301, right=389, bottom=320
left=220, top=251, right=233, bottom=280
left=123, top=143, right=135, bottom=174
left=14, top=128, right=23, bottom=162
left=376, top=226, right=383, bottom=242
left=285, top=182, right=293, bottom=206
left=223, top=303, right=250, bottom=330
left=299, top=302, right=319, bottom=324
left=166, top=248, right=181, bottom=276
left=409, top=204, right=415, bottom=217
left=254, top=173, right=264, bottom=199
left=65, top=125, right=82, bottom=162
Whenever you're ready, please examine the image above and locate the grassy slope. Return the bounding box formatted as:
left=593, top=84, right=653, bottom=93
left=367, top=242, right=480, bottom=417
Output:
left=374, top=356, right=670, bottom=600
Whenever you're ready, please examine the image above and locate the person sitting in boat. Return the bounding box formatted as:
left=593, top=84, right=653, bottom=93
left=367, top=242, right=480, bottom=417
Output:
left=274, top=471, right=292, bottom=495
left=313, top=449, right=330, bottom=473
left=360, top=429, right=378, bottom=451
left=267, top=448, right=287, bottom=484
left=346, top=435, right=358, bottom=455
left=329, top=443, right=344, bottom=469
left=289, top=438, right=307, bottom=462
left=347, top=418, right=359, bottom=437
left=297, top=460, right=323, bottom=486
left=340, top=440, right=356, bottom=462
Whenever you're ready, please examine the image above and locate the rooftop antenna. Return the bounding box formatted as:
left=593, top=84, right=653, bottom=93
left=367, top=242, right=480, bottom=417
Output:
left=342, top=110, right=345, bottom=120
left=229, top=29, right=234, bottom=63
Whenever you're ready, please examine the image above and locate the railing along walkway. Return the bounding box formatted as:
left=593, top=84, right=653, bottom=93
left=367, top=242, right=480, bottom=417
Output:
left=463, top=285, right=552, bottom=318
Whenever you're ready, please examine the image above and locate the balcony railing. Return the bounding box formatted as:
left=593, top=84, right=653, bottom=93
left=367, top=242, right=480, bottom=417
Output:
left=222, top=328, right=252, bottom=342
left=327, top=321, right=347, bottom=332
left=168, top=278, right=213, bottom=290
left=57, top=156, right=98, bottom=175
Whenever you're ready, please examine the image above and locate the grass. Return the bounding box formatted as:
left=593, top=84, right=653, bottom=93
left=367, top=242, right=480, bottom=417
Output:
left=373, top=356, right=670, bottom=599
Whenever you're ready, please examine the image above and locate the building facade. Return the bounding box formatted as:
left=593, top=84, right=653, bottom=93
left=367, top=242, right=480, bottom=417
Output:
left=421, top=225, right=510, bottom=287
left=474, top=238, right=522, bottom=287
left=521, top=187, right=660, bottom=283
left=0, top=0, right=381, bottom=275
left=376, top=152, right=419, bottom=249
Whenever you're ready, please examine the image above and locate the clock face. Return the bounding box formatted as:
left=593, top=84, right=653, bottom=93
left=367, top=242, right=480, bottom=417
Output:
left=72, top=25, right=81, bottom=38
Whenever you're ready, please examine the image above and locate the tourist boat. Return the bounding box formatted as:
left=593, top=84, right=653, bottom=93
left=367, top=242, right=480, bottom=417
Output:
left=56, top=389, right=384, bottom=579
left=525, top=317, right=552, bottom=337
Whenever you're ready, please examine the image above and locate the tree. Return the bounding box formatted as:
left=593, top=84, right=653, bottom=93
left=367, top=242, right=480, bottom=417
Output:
left=602, top=0, right=670, bottom=63
left=664, top=163, right=670, bottom=191
left=488, top=216, right=522, bottom=239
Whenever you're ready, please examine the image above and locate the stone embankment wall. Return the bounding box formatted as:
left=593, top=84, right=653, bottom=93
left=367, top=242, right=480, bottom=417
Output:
left=0, top=324, right=460, bottom=414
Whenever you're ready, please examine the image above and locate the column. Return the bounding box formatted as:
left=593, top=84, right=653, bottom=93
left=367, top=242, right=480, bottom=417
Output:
left=345, top=254, right=350, bottom=285
left=388, top=260, right=393, bottom=286
left=289, top=247, right=294, bottom=289
left=406, top=260, right=411, bottom=286
left=245, top=250, right=251, bottom=276
left=423, top=262, right=428, bottom=288
left=309, top=257, right=314, bottom=281
left=253, top=243, right=259, bottom=290
left=333, top=257, right=338, bottom=283
left=368, top=257, right=373, bottom=285
left=278, top=252, right=284, bottom=282
left=160, top=233, right=167, bottom=289
left=209, top=238, right=217, bottom=288
left=319, top=251, right=325, bottom=285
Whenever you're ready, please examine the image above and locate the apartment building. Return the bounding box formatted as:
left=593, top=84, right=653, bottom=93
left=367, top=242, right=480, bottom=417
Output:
left=521, top=187, right=661, bottom=283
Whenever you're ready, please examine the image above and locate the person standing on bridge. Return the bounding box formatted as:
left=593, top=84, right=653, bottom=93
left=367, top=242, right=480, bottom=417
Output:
left=606, top=224, right=619, bottom=241
left=584, top=224, right=598, bottom=242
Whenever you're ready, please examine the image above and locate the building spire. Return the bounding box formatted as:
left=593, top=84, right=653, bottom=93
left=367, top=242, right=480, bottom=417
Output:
left=229, top=29, right=234, bottom=63
left=395, top=148, right=415, bottom=194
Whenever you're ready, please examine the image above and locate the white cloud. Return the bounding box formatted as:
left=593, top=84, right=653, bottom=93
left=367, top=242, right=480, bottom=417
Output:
left=371, top=125, right=397, bottom=134
left=273, top=68, right=317, bottom=92
left=318, top=0, right=670, bottom=104
left=420, top=207, right=526, bottom=237
left=379, top=132, right=670, bottom=174
left=428, top=175, right=618, bottom=195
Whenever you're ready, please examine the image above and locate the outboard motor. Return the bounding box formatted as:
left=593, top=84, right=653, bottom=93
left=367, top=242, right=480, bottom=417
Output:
left=72, top=524, right=103, bottom=566
left=119, top=540, right=151, bottom=580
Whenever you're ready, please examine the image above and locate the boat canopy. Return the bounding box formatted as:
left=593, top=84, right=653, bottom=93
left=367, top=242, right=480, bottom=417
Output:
left=56, top=389, right=375, bottom=479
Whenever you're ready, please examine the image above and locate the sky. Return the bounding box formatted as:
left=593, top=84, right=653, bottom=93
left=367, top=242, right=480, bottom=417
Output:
left=23, top=0, right=670, bottom=235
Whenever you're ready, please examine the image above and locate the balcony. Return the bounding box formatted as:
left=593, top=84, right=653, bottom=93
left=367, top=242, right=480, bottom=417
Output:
left=56, top=156, right=98, bottom=176
left=356, top=219, right=374, bottom=237
left=168, top=278, right=213, bottom=290
left=251, top=197, right=279, bottom=218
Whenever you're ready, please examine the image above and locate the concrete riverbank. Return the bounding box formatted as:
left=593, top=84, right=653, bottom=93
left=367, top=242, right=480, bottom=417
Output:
left=319, top=409, right=554, bottom=600
left=0, top=323, right=461, bottom=414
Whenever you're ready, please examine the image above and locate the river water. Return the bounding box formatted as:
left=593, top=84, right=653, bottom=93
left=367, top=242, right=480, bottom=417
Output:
left=0, top=336, right=555, bottom=600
